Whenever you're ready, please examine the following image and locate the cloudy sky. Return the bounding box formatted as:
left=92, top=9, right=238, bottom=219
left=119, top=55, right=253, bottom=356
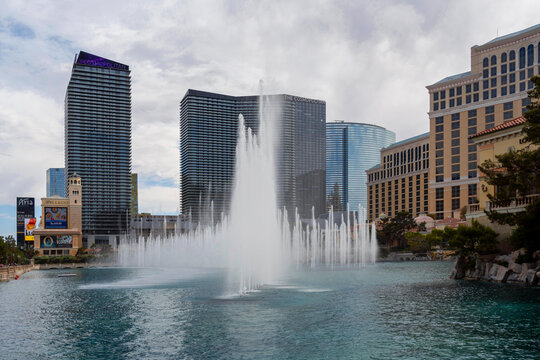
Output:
left=1, top=0, right=540, bottom=236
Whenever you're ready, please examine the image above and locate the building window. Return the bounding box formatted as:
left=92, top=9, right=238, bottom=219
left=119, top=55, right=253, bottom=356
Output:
left=434, top=103, right=439, bottom=111
left=466, top=95, right=471, bottom=104
left=510, top=73, right=516, bottom=82
left=456, top=86, right=462, bottom=95
left=436, top=125, right=443, bottom=132
left=483, top=69, right=489, bottom=78
left=483, top=80, right=489, bottom=89
left=468, top=144, right=476, bottom=153
left=491, top=55, right=497, bottom=66
left=436, top=175, right=443, bottom=183
left=501, top=52, right=507, bottom=62
left=451, top=130, right=460, bottom=138
left=483, top=57, right=489, bottom=67
left=485, top=105, right=494, bottom=114
left=503, top=111, right=513, bottom=120
left=436, top=158, right=443, bottom=166
left=501, top=75, right=507, bottom=85
left=452, top=173, right=460, bottom=180
left=450, top=99, right=455, bottom=107
left=452, top=155, right=460, bottom=164
left=520, top=70, right=526, bottom=80
left=491, top=89, right=497, bottom=98
left=491, top=78, right=497, bottom=87
left=509, top=50, right=515, bottom=60
left=520, top=82, right=526, bottom=92
left=452, top=199, right=460, bottom=210
left=436, top=150, right=443, bottom=158
left=527, top=44, right=534, bottom=67
left=468, top=184, right=477, bottom=196
left=510, top=62, right=516, bottom=72
left=468, top=127, right=477, bottom=135
left=440, top=101, right=446, bottom=109
left=436, top=133, right=443, bottom=141
left=456, top=97, right=462, bottom=106
left=468, top=162, right=477, bottom=170
left=434, top=92, right=439, bottom=101
left=436, top=200, right=444, bottom=211
left=435, top=116, right=444, bottom=124
left=501, top=87, right=507, bottom=96
left=468, top=153, right=477, bottom=161
left=468, top=109, right=477, bottom=117
left=466, top=84, right=472, bottom=93
left=449, top=88, right=455, bottom=97
left=452, top=164, right=460, bottom=172
left=468, top=171, right=477, bottom=178
left=451, top=138, right=460, bottom=147
left=501, top=64, right=507, bottom=74
left=509, top=85, right=516, bottom=94
left=440, top=90, right=446, bottom=99
left=452, top=186, right=460, bottom=198
left=519, top=47, right=526, bottom=69
left=483, top=91, right=489, bottom=100
left=451, top=122, right=460, bottom=129
left=528, top=67, right=534, bottom=78
left=491, top=67, right=497, bottom=77
left=473, top=82, right=479, bottom=91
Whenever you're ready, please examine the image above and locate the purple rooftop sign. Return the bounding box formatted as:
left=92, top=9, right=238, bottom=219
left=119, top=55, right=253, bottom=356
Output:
left=76, top=51, right=129, bottom=71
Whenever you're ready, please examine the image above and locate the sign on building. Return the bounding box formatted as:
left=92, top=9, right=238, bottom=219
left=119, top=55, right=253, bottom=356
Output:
left=16, top=197, right=34, bottom=246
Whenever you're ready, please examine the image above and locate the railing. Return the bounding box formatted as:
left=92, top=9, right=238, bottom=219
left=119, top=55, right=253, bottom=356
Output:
left=488, top=194, right=539, bottom=210
left=468, top=203, right=480, bottom=213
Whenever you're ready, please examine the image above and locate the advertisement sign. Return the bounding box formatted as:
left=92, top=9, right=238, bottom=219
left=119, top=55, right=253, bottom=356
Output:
left=16, top=197, right=35, bottom=246
left=56, top=235, right=73, bottom=248
left=44, top=207, right=67, bottom=229
left=24, top=218, right=36, bottom=241
left=40, top=236, right=57, bottom=248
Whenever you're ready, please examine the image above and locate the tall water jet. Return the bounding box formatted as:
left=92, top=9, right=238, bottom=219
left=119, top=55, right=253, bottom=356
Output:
left=227, top=94, right=283, bottom=294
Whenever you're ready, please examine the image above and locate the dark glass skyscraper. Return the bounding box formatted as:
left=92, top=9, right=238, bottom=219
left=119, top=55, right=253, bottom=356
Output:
left=180, top=90, right=325, bottom=221
left=65, top=51, right=131, bottom=239
left=326, top=122, right=395, bottom=211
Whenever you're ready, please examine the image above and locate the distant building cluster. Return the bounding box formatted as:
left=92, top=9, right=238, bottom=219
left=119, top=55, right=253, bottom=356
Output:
left=14, top=24, right=540, bottom=251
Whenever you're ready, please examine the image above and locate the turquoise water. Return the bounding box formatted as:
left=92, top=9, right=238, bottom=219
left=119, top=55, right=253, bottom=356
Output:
left=0, top=262, right=538, bottom=359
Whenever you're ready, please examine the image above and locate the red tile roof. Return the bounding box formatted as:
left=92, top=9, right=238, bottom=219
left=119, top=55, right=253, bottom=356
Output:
left=470, top=116, right=527, bottom=139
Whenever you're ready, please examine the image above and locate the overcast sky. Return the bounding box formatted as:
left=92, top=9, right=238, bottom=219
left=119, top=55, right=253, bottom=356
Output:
left=1, top=0, right=540, bottom=236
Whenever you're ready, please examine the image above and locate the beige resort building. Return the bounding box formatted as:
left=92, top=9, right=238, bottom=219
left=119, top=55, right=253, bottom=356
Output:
left=426, top=24, right=540, bottom=219
left=33, top=174, right=83, bottom=256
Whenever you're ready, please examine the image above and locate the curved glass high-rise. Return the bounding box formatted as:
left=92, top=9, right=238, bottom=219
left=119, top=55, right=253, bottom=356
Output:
left=326, top=122, right=395, bottom=211
left=65, top=51, right=131, bottom=240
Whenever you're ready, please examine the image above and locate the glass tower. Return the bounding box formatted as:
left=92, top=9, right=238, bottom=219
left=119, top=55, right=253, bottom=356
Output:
left=46, top=168, right=65, bottom=197
left=180, top=90, right=326, bottom=222
left=326, top=122, right=395, bottom=211
left=65, top=51, right=132, bottom=235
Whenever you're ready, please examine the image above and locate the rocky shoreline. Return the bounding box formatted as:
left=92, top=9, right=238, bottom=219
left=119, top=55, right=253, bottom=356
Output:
left=451, top=249, right=540, bottom=285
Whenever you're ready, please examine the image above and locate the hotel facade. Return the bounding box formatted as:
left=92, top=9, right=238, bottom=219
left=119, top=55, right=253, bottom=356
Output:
left=366, top=133, right=430, bottom=221
left=426, top=24, right=540, bottom=219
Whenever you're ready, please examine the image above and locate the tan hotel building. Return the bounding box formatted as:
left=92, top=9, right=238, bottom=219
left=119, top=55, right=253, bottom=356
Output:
left=366, top=132, right=429, bottom=221
left=426, top=24, right=540, bottom=219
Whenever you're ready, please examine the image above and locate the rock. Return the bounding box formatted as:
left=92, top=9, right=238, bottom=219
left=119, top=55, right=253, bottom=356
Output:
left=483, top=262, right=493, bottom=280
left=509, top=263, right=522, bottom=274
left=495, top=254, right=511, bottom=264
left=525, top=269, right=538, bottom=285
left=509, top=249, right=525, bottom=263
left=489, top=264, right=511, bottom=282
left=451, top=255, right=466, bottom=279
left=507, top=272, right=520, bottom=282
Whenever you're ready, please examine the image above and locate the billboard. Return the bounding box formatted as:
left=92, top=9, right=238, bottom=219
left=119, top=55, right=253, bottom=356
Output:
left=45, top=207, right=67, bottom=229
left=56, top=235, right=73, bottom=248
left=40, top=236, right=57, bottom=248
left=16, top=197, right=35, bottom=246
left=24, top=218, right=36, bottom=241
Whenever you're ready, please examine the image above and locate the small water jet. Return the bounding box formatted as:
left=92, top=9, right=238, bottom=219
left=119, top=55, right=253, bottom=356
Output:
left=119, top=93, right=377, bottom=295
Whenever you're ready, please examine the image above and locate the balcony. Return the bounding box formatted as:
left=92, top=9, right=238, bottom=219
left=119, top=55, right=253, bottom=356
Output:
left=487, top=194, right=539, bottom=212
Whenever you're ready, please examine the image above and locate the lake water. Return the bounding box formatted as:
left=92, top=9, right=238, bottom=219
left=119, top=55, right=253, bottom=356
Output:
left=0, top=261, right=538, bottom=359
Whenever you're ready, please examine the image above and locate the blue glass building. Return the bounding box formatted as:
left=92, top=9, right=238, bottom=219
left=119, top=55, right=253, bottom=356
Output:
left=180, top=90, right=326, bottom=221
left=46, top=168, right=65, bottom=197
left=65, top=51, right=131, bottom=240
left=326, top=122, right=395, bottom=211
